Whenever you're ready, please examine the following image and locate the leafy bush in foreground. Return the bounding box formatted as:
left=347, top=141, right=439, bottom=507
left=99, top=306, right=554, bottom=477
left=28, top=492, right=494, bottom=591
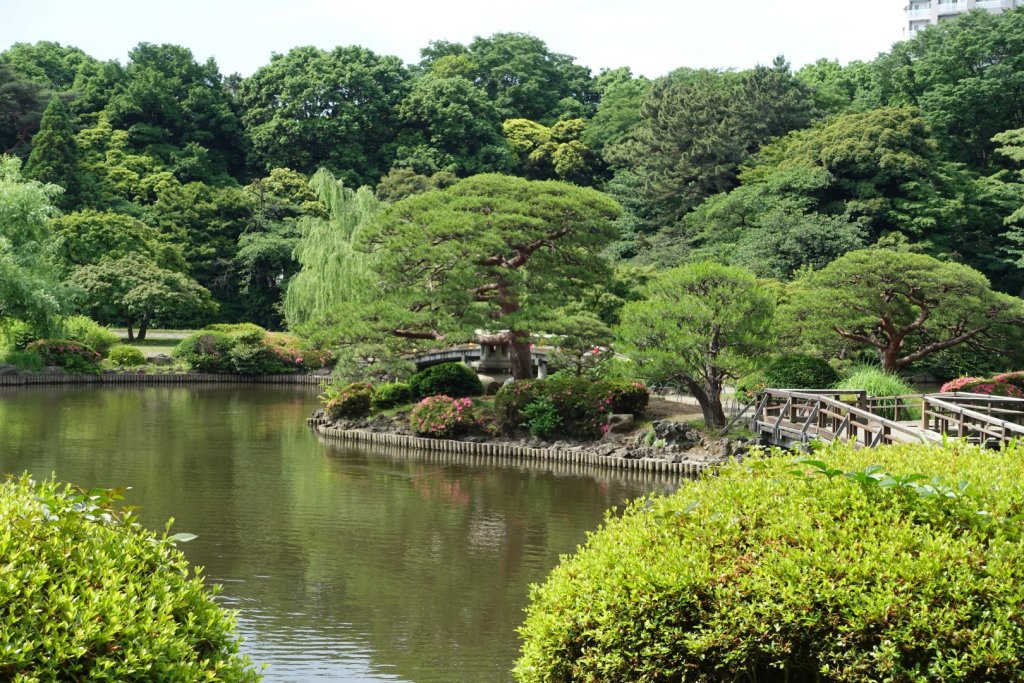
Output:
left=408, top=362, right=483, bottom=400
left=516, top=441, right=1024, bottom=682
left=0, top=475, right=260, bottom=681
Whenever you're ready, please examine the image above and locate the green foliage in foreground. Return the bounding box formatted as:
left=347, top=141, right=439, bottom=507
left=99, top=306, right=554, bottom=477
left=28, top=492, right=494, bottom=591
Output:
left=0, top=475, right=260, bottom=681
left=516, top=441, right=1024, bottom=682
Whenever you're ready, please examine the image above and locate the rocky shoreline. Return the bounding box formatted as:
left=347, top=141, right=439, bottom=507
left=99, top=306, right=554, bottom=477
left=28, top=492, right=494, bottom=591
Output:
left=309, top=408, right=757, bottom=473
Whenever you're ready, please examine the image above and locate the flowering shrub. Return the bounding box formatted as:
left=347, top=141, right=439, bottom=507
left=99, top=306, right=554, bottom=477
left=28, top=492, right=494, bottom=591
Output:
left=939, top=376, right=985, bottom=393
left=993, top=371, right=1024, bottom=391
left=602, top=380, right=649, bottom=415
left=955, top=380, right=1024, bottom=398
left=522, top=397, right=563, bottom=438
left=324, top=382, right=373, bottom=420
left=496, top=377, right=608, bottom=440
left=264, top=332, right=332, bottom=370
left=409, top=395, right=477, bottom=437
left=25, top=339, right=102, bottom=374
left=172, top=332, right=236, bottom=373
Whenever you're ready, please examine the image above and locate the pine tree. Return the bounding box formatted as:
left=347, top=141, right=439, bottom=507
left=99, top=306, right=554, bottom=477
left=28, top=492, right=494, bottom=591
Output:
left=24, top=96, right=80, bottom=209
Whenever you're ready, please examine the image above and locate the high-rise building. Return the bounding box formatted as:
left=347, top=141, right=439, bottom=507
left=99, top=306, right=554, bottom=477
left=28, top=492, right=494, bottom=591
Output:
left=906, top=0, right=1022, bottom=38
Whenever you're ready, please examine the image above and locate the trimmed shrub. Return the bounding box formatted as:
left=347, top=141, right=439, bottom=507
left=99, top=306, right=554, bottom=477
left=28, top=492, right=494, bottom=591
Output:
left=0, top=475, right=259, bottom=681
left=993, top=371, right=1024, bottom=390
left=172, top=331, right=236, bottom=373
left=408, top=362, right=483, bottom=400
left=954, top=379, right=1024, bottom=398
left=763, top=353, right=839, bottom=390
left=496, top=377, right=608, bottom=440
left=25, top=339, right=101, bottom=374
left=204, top=322, right=267, bottom=341
left=495, top=380, right=547, bottom=431
left=107, top=345, right=146, bottom=367
left=371, top=382, right=413, bottom=410
left=516, top=441, right=1024, bottom=682
left=939, top=376, right=985, bottom=393
left=522, top=397, right=563, bottom=438
left=409, top=395, right=477, bottom=437
left=324, top=382, right=373, bottom=420
left=602, top=379, right=649, bottom=415
left=61, top=315, right=119, bottom=358
left=229, top=342, right=294, bottom=375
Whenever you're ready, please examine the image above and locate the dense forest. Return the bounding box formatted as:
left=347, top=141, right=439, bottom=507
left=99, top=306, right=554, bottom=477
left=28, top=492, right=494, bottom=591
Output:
left=2, top=9, right=1024, bottom=385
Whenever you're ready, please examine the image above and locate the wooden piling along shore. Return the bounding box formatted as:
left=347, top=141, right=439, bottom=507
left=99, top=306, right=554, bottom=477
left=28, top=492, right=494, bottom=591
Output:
left=0, top=373, right=327, bottom=386
left=312, top=422, right=713, bottom=477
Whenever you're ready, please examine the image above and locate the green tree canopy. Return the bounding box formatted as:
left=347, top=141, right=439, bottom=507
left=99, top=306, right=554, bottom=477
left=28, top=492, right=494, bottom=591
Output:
left=23, top=97, right=81, bottom=209
left=352, top=173, right=621, bottom=378
left=616, top=262, right=775, bottom=427
left=239, top=45, right=409, bottom=185
left=50, top=209, right=185, bottom=275
left=69, top=254, right=216, bottom=341
left=0, top=155, right=66, bottom=331
left=781, top=249, right=1024, bottom=372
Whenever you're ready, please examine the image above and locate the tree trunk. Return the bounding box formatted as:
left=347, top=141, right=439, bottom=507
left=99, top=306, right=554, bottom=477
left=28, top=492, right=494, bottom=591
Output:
left=510, top=337, right=534, bottom=380
left=137, top=314, right=149, bottom=342
left=683, top=377, right=727, bottom=428
left=125, top=320, right=135, bottom=343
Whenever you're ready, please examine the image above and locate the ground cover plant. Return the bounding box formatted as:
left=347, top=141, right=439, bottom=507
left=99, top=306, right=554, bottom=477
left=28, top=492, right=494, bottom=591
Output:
left=0, top=475, right=260, bottom=681
left=516, top=440, right=1024, bottom=682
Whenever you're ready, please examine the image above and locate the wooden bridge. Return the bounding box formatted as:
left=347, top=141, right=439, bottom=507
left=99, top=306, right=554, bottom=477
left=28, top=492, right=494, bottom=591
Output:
left=751, top=389, right=1024, bottom=449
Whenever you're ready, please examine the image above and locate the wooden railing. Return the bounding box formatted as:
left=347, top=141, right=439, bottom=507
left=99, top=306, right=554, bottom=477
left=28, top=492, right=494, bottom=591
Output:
left=752, top=389, right=937, bottom=449
left=753, top=389, right=1024, bottom=449
left=921, top=393, right=1024, bottom=445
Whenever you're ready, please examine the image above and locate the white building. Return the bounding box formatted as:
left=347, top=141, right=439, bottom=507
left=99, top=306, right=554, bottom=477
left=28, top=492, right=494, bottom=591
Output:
left=906, top=0, right=1022, bottom=38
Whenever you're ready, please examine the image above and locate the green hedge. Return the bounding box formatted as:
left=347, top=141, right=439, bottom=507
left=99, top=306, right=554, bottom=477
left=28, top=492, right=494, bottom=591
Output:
left=172, top=331, right=236, bottom=373
left=324, top=382, right=373, bottom=419
left=371, top=382, right=413, bottom=410
left=496, top=377, right=609, bottom=440
left=0, top=475, right=260, bottom=681
left=108, top=345, right=146, bottom=367
left=516, top=441, right=1024, bottom=682
left=25, top=339, right=102, bottom=374
left=408, top=362, right=483, bottom=400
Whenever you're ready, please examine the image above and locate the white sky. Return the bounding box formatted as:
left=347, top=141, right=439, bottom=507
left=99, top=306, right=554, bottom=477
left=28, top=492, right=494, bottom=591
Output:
left=0, top=0, right=908, bottom=78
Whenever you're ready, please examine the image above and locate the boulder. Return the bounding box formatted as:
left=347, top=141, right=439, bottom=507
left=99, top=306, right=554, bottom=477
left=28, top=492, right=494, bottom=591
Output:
left=608, top=413, right=634, bottom=433
left=148, top=353, right=174, bottom=366
left=0, top=364, right=18, bottom=376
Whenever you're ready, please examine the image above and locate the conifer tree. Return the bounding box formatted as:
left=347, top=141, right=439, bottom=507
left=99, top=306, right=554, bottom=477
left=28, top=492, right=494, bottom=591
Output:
left=24, top=96, right=80, bottom=209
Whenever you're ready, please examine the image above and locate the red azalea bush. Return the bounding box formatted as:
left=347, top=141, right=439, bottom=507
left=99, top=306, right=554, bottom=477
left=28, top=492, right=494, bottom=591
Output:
left=993, top=371, right=1024, bottom=391
left=409, top=395, right=478, bottom=438
left=939, top=376, right=985, bottom=393
left=956, top=380, right=1024, bottom=398
left=602, top=380, right=649, bottom=415
left=25, top=339, right=102, bottom=374
left=264, top=332, right=332, bottom=371
left=495, top=377, right=608, bottom=440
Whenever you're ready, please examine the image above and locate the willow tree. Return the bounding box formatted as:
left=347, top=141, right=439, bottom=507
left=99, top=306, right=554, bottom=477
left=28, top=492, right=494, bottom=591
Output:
left=283, top=169, right=381, bottom=336
left=355, top=173, right=620, bottom=379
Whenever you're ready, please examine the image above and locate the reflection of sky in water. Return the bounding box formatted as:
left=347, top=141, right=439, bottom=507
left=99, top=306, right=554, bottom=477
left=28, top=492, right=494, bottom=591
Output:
left=0, top=385, right=680, bottom=683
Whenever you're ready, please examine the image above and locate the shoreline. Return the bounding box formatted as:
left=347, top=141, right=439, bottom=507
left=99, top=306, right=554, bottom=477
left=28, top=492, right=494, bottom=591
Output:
left=0, top=372, right=326, bottom=386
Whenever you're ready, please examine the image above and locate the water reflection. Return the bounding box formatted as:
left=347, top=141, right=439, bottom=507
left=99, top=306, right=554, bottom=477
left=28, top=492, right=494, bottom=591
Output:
left=0, top=386, right=680, bottom=682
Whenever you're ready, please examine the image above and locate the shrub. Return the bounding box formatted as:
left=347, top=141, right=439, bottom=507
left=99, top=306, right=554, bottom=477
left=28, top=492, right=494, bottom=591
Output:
left=107, top=345, right=146, bottom=367
left=515, top=441, right=1024, bottom=682
left=0, top=348, right=43, bottom=372
left=324, top=382, right=373, bottom=420
left=734, top=370, right=768, bottom=403
left=2, top=319, right=42, bottom=350
left=954, top=379, right=1024, bottom=398
left=204, top=322, right=267, bottom=341
left=172, top=331, right=236, bottom=373
left=522, top=397, right=563, bottom=438
left=409, top=395, right=477, bottom=437
left=229, top=342, right=293, bottom=375
left=495, top=380, right=548, bottom=431
left=834, top=365, right=918, bottom=420
left=939, top=376, right=985, bottom=393
left=25, top=339, right=101, bottom=374
left=371, top=382, right=413, bottom=410
left=0, top=475, right=259, bottom=681
left=264, top=332, right=333, bottom=370
left=61, top=315, right=119, bottom=358
left=496, top=377, right=608, bottom=440
left=408, top=362, right=483, bottom=400
left=764, top=353, right=839, bottom=390
left=601, top=379, right=649, bottom=415
left=993, top=371, right=1024, bottom=390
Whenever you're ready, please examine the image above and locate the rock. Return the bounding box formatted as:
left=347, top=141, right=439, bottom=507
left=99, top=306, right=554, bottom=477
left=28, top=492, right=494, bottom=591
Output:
left=608, top=413, right=634, bottom=433
left=148, top=353, right=174, bottom=366
left=313, top=367, right=332, bottom=376
left=41, top=366, right=63, bottom=375
left=0, top=364, right=18, bottom=376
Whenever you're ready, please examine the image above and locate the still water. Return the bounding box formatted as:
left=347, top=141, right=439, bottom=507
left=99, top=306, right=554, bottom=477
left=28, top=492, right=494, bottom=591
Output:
left=0, top=385, right=679, bottom=682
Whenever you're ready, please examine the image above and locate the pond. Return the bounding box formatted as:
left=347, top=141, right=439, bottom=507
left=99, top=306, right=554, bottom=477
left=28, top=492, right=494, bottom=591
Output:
left=0, top=385, right=680, bottom=682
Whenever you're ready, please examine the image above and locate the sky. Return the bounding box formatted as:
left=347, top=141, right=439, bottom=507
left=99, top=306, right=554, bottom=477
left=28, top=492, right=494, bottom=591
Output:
left=0, top=0, right=908, bottom=78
